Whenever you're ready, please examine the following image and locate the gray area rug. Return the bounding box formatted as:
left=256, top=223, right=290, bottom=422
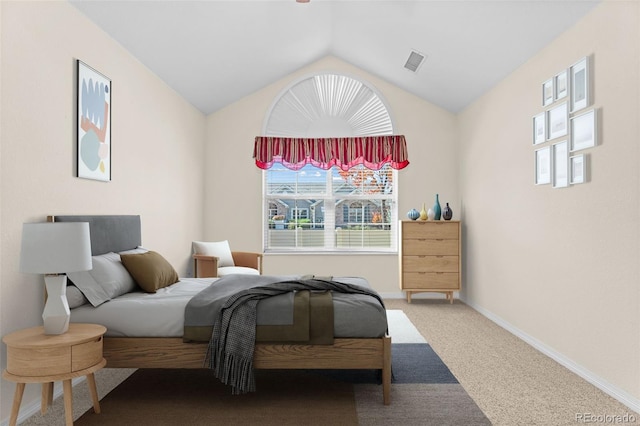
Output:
left=354, top=311, right=491, bottom=425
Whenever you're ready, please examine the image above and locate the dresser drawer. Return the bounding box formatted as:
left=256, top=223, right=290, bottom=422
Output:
left=403, top=255, right=459, bottom=273
left=402, top=221, right=459, bottom=239
left=402, top=238, right=458, bottom=256
left=72, top=335, right=103, bottom=372
left=403, top=272, right=460, bottom=289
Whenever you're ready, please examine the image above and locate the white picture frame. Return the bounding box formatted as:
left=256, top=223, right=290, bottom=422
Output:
left=533, top=113, right=546, bottom=145
left=570, top=154, right=586, bottom=184
left=77, top=60, right=111, bottom=182
left=547, top=102, right=568, bottom=140
left=552, top=140, right=569, bottom=188
left=554, top=69, right=569, bottom=101
left=543, top=79, right=554, bottom=106
left=535, top=146, right=551, bottom=185
left=570, top=57, right=589, bottom=112
left=570, top=109, right=596, bottom=152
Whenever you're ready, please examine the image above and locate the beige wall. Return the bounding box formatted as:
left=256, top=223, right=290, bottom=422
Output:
left=458, top=0, right=639, bottom=406
left=0, top=1, right=206, bottom=418
left=2, top=0, right=638, bottom=421
left=204, top=56, right=459, bottom=294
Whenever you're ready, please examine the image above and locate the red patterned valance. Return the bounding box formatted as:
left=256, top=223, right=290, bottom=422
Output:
left=253, top=135, right=409, bottom=171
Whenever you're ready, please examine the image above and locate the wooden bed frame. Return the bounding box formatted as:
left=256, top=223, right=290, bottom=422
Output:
left=49, top=215, right=392, bottom=404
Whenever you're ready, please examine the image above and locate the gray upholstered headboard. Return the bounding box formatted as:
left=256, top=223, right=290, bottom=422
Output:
left=50, top=215, right=141, bottom=256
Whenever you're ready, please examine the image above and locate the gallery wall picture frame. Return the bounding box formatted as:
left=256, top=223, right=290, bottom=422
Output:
left=77, top=60, right=111, bottom=182
left=570, top=109, right=596, bottom=152
left=535, top=146, right=551, bottom=185
left=552, top=140, right=569, bottom=188
left=543, top=79, right=554, bottom=106
left=533, top=113, right=546, bottom=145
left=570, top=56, right=589, bottom=112
left=546, top=102, right=568, bottom=140
left=570, top=154, right=586, bottom=184
left=554, top=69, right=569, bottom=101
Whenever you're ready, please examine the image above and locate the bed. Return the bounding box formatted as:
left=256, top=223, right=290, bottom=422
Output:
left=49, top=215, right=392, bottom=404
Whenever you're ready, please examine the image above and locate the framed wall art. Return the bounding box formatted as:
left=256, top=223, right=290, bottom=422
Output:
left=552, top=140, right=568, bottom=188
left=535, top=146, right=551, bottom=185
left=570, top=57, right=589, bottom=112
left=570, top=154, right=586, bottom=184
left=554, top=69, right=568, bottom=101
left=546, top=102, right=568, bottom=140
left=570, top=109, right=596, bottom=152
left=77, top=60, right=111, bottom=182
left=543, top=79, right=554, bottom=106
left=533, top=113, right=546, bottom=145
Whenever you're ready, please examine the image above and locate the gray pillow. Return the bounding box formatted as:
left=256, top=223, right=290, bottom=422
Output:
left=67, top=252, right=138, bottom=307
left=119, top=246, right=149, bottom=255
left=66, top=284, right=89, bottom=309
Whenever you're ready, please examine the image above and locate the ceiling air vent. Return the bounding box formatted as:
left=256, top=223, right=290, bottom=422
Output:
left=404, top=50, right=425, bottom=73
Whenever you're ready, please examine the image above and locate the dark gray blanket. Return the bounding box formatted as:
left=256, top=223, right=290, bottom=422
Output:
left=184, top=274, right=299, bottom=330
left=204, top=277, right=386, bottom=395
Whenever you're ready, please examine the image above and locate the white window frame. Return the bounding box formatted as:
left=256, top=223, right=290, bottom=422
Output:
left=263, top=165, right=398, bottom=254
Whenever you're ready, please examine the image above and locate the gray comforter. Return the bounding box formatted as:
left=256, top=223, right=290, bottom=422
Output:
left=186, top=275, right=386, bottom=395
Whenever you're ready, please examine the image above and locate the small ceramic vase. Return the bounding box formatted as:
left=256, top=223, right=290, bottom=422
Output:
left=443, top=203, right=453, bottom=220
left=407, top=209, right=420, bottom=221
left=419, top=203, right=428, bottom=220
left=427, top=208, right=435, bottom=221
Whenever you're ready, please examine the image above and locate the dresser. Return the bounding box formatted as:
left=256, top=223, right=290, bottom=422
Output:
left=399, top=220, right=461, bottom=303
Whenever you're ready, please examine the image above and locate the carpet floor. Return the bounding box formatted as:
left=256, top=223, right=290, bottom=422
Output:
left=20, top=310, right=490, bottom=426
left=23, top=301, right=637, bottom=425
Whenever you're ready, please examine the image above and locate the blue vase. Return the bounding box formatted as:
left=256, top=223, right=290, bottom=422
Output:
left=433, top=194, right=442, bottom=220
left=407, top=209, right=420, bottom=221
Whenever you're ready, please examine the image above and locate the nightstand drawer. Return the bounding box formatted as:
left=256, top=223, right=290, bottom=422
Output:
left=72, top=336, right=103, bottom=372
left=402, top=238, right=458, bottom=256
left=7, top=346, right=71, bottom=376
left=403, top=272, right=460, bottom=289
left=403, top=255, right=459, bottom=272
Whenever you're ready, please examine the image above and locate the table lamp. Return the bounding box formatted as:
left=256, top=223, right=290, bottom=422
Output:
left=20, top=222, right=92, bottom=335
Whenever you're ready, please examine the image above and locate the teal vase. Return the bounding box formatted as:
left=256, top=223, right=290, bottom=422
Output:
left=433, top=194, right=442, bottom=220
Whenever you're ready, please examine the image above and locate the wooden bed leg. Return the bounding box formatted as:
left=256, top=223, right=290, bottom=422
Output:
left=382, top=335, right=391, bottom=405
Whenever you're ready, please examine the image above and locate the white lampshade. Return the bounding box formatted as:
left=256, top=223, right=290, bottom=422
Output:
left=20, top=222, right=92, bottom=334
left=20, top=222, right=92, bottom=273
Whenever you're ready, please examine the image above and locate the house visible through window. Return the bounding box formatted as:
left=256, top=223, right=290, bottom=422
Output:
left=262, top=73, right=398, bottom=253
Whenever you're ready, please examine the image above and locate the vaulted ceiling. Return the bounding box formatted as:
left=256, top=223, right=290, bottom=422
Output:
left=70, top=0, right=600, bottom=115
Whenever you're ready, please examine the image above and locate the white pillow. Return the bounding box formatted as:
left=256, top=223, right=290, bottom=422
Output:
left=66, top=252, right=138, bottom=307
left=192, top=240, right=235, bottom=267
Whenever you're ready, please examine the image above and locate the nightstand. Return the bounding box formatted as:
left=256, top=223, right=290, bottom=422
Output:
left=2, top=323, right=107, bottom=426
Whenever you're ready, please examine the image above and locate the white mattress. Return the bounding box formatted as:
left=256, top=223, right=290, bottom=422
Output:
left=70, top=278, right=215, bottom=337
left=70, top=276, right=388, bottom=339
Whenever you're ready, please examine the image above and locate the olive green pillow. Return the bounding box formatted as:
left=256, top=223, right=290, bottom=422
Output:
left=120, top=251, right=179, bottom=293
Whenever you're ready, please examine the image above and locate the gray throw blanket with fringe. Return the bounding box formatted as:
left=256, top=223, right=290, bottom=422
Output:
left=205, top=278, right=386, bottom=395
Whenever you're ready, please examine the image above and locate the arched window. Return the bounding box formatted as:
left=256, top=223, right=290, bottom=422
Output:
left=262, top=73, right=398, bottom=253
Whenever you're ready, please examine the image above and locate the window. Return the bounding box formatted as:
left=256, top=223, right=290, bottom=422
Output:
left=264, top=163, right=397, bottom=252
left=262, top=73, right=399, bottom=253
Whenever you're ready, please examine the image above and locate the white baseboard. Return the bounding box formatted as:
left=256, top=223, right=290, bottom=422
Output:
left=463, top=297, right=640, bottom=415
left=1, top=377, right=86, bottom=426
left=380, top=291, right=450, bottom=300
